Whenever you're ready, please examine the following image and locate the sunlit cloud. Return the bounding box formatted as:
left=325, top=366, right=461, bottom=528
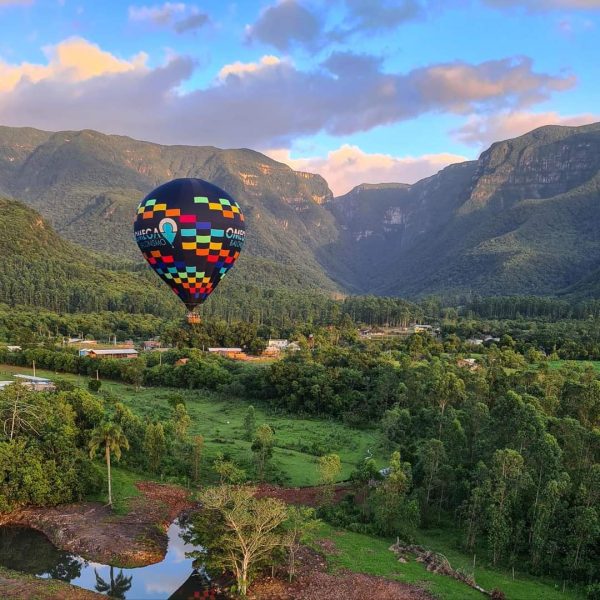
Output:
left=0, top=37, right=147, bottom=93
left=267, top=145, right=468, bottom=195
left=0, top=37, right=575, bottom=151
left=453, top=110, right=599, bottom=147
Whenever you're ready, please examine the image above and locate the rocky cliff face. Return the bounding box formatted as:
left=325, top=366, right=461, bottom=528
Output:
left=1, top=122, right=599, bottom=298
left=462, top=125, right=600, bottom=212
left=328, top=123, right=600, bottom=297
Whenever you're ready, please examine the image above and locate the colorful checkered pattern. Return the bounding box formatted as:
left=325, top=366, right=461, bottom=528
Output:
left=137, top=196, right=244, bottom=221
left=134, top=179, right=245, bottom=311
left=136, top=198, right=182, bottom=219
left=192, top=196, right=244, bottom=221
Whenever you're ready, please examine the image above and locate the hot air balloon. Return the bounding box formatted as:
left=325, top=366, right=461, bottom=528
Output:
left=133, top=178, right=246, bottom=324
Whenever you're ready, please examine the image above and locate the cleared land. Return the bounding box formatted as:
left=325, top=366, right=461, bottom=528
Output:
left=0, top=364, right=384, bottom=486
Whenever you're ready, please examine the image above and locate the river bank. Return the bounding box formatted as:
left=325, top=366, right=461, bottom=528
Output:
left=0, top=481, right=195, bottom=568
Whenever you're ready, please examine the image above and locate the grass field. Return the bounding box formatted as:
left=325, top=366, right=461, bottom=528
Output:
left=0, top=364, right=385, bottom=486
left=1, top=363, right=585, bottom=599
left=314, top=523, right=585, bottom=600
left=547, top=359, right=600, bottom=373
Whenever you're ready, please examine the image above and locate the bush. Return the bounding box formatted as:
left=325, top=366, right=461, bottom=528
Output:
left=88, top=379, right=102, bottom=392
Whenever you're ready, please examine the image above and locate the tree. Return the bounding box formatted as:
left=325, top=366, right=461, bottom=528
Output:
left=173, top=403, right=191, bottom=441
left=122, top=358, right=144, bottom=392
left=88, top=422, right=129, bottom=507
left=0, top=383, right=40, bottom=441
left=213, top=454, right=246, bottom=484
left=190, top=485, right=288, bottom=596
left=94, top=566, right=132, bottom=599
left=317, top=453, right=341, bottom=506
left=372, top=450, right=419, bottom=539
left=283, top=506, right=318, bottom=582
left=417, top=438, right=447, bottom=508
left=485, top=449, right=528, bottom=565
left=251, top=424, right=275, bottom=481
left=144, top=422, right=166, bottom=473
left=243, top=405, right=257, bottom=441
left=192, top=434, right=204, bottom=484
left=87, top=379, right=102, bottom=393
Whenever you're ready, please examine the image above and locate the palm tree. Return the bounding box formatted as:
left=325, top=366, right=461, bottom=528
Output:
left=89, top=422, right=129, bottom=507
left=94, top=566, right=133, bottom=599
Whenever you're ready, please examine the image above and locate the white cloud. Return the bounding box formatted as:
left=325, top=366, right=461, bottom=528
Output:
left=218, top=55, right=282, bottom=81
left=267, top=145, right=468, bottom=195
left=453, top=110, right=599, bottom=147
left=128, top=3, right=209, bottom=33
left=0, top=37, right=147, bottom=93
left=0, top=38, right=575, bottom=151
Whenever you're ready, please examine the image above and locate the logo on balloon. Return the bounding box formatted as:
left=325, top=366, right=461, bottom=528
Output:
left=159, top=218, right=178, bottom=245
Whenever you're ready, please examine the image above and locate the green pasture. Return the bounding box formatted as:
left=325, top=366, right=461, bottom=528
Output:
left=546, top=359, right=600, bottom=373
left=0, top=364, right=385, bottom=487
left=313, top=523, right=584, bottom=600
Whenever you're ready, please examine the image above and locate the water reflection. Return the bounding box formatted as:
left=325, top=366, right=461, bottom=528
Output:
left=0, top=521, right=227, bottom=599
left=94, top=566, right=133, bottom=599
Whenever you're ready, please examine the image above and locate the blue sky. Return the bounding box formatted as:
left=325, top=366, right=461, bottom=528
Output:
left=0, top=0, right=598, bottom=193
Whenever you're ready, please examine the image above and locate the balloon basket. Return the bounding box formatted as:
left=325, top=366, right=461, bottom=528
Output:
left=187, top=312, right=201, bottom=325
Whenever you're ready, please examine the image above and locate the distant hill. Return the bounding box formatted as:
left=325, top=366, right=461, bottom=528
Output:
left=0, top=196, right=183, bottom=315
left=0, top=126, right=340, bottom=294
left=1, top=122, right=599, bottom=300
left=329, top=123, right=600, bottom=298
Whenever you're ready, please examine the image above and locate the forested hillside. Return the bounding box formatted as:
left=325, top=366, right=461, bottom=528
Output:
left=1, top=123, right=600, bottom=300
left=331, top=123, right=600, bottom=298
left=0, top=126, right=341, bottom=293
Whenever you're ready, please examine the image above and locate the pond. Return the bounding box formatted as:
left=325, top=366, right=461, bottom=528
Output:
left=0, top=519, right=226, bottom=599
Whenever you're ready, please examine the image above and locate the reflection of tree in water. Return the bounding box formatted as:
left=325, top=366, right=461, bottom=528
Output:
left=0, top=526, right=82, bottom=581
left=94, top=566, right=133, bottom=599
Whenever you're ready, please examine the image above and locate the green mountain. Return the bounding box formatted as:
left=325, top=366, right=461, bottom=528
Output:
left=0, top=196, right=185, bottom=315
left=329, top=123, right=600, bottom=298
left=1, top=122, right=600, bottom=301
left=0, top=126, right=340, bottom=293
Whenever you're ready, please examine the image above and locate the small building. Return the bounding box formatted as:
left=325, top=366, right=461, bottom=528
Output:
left=0, top=381, right=14, bottom=389
left=6, top=345, right=21, bottom=352
left=466, top=338, right=484, bottom=346
left=143, top=340, right=162, bottom=351
left=414, top=324, right=433, bottom=333
left=14, top=374, right=56, bottom=391
left=263, top=339, right=289, bottom=356
left=175, top=358, right=189, bottom=366
left=208, top=347, right=246, bottom=359
left=84, top=348, right=138, bottom=359
left=457, top=358, right=480, bottom=371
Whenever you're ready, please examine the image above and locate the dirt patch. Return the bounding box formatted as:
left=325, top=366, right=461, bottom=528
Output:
left=255, top=483, right=352, bottom=507
left=250, top=546, right=433, bottom=600
left=0, top=566, right=103, bottom=599
left=0, top=481, right=196, bottom=567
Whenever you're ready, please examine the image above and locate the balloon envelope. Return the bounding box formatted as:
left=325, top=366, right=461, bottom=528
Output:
left=133, top=178, right=246, bottom=311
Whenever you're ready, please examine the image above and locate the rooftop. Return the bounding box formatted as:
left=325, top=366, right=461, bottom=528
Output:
left=88, top=348, right=138, bottom=355
left=14, top=374, right=52, bottom=383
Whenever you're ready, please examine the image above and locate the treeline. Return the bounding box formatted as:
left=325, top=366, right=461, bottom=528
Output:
left=446, top=317, right=600, bottom=360
left=247, top=339, right=599, bottom=585
left=0, top=294, right=422, bottom=345
left=465, top=296, right=600, bottom=320
left=1, top=333, right=598, bottom=584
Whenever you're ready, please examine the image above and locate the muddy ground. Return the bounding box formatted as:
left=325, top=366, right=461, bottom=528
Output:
left=254, top=483, right=352, bottom=506
left=0, top=481, right=435, bottom=600
left=250, top=546, right=434, bottom=600
left=0, top=481, right=195, bottom=567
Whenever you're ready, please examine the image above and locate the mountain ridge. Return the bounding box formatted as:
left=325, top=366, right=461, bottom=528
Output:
left=1, top=122, right=599, bottom=300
